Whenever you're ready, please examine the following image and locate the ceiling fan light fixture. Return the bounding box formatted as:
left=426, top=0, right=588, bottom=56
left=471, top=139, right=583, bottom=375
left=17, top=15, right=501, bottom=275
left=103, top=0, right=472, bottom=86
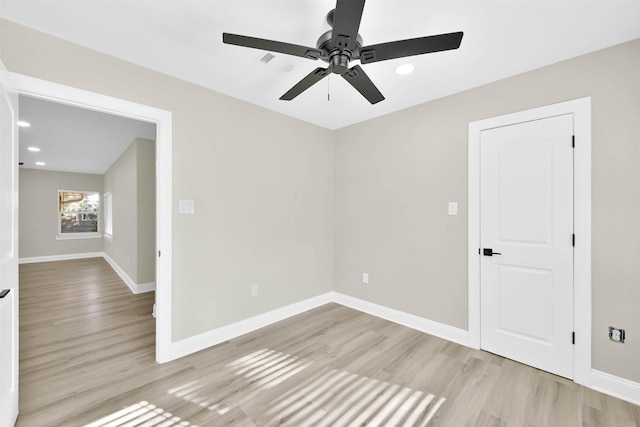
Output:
left=395, top=64, right=415, bottom=75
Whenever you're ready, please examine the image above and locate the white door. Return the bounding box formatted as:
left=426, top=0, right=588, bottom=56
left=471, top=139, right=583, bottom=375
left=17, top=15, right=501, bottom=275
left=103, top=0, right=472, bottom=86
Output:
left=480, top=114, right=574, bottom=379
left=0, top=69, right=19, bottom=426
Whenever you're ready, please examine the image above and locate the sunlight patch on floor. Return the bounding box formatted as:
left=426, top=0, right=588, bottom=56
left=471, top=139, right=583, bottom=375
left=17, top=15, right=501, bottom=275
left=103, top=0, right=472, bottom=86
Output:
left=265, top=364, right=447, bottom=426
left=227, top=348, right=312, bottom=388
left=84, top=401, right=197, bottom=427
left=162, top=347, right=446, bottom=425
left=163, top=349, right=311, bottom=417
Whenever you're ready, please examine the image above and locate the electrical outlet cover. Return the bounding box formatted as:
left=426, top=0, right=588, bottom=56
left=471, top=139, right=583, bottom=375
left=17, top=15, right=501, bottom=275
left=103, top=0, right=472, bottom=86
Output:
left=608, top=326, right=625, bottom=343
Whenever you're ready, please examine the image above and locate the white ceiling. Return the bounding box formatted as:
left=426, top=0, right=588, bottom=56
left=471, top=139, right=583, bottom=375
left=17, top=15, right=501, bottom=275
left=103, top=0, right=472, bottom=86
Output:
left=18, top=95, right=156, bottom=174
left=3, top=1, right=640, bottom=132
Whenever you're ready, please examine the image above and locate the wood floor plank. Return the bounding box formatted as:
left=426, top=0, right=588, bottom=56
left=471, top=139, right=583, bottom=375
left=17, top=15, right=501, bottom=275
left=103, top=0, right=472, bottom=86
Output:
left=16, top=258, right=640, bottom=427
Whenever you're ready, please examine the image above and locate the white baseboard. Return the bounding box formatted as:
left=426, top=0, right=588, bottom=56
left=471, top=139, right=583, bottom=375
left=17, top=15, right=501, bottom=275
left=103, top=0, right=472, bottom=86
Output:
left=164, top=292, right=640, bottom=405
left=166, top=293, right=334, bottom=362
left=591, top=369, right=640, bottom=406
left=135, top=281, right=157, bottom=294
left=17, top=257, right=637, bottom=406
left=102, top=253, right=155, bottom=294
left=332, top=292, right=474, bottom=348
left=19, top=252, right=104, bottom=264
left=166, top=291, right=473, bottom=362
left=331, top=294, right=640, bottom=405
left=20, top=251, right=156, bottom=294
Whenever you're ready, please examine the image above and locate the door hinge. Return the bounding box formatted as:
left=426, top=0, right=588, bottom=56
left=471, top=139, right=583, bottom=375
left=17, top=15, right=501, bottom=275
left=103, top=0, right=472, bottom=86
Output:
left=158, top=250, right=161, bottom=257
left=572, top=135, right=575, bottom=148
left=572, top=234, right=575, bottom=247
left=572, top=331, right=575, bottom=345
left=478, top=248, right=481, bottom=255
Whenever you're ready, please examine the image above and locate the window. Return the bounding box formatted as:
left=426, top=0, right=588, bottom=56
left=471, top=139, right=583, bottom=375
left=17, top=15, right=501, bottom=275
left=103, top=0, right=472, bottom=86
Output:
left=57, top=190, right=101, bottom=239
left=103, top=191, right=113, bottom=240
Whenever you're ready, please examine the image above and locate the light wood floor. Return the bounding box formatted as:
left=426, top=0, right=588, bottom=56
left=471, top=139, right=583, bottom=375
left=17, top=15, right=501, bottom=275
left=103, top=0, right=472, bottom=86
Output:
left=17, top=258, right=640, bottom=426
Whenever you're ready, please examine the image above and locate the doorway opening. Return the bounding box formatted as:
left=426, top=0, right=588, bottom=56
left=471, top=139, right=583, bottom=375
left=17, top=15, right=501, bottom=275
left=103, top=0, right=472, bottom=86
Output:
left=8, top=72, right=173, bottom=363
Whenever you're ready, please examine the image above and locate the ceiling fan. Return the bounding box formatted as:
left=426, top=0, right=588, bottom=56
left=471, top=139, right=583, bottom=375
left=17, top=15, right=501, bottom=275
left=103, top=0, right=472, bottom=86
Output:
left=223, top=0, right=463, bottom=104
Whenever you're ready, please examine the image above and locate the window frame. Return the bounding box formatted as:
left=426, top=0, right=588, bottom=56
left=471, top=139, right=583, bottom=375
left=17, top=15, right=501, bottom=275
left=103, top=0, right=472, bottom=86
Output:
left=103, top=191, right=113, bottom=241
left=56, top=189, right=102, bottom=240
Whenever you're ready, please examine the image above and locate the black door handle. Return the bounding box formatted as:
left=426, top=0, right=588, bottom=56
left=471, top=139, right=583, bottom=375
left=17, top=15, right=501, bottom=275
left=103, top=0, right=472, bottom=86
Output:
left=0, top=289, right=10, bottom=298
left=483, top=248, right=502, bottom=256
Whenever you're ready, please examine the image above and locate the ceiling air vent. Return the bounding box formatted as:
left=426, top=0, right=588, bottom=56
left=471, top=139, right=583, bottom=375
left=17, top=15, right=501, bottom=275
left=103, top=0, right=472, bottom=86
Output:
left=258, top=53, right=293, bottom=72
left=260, top=53, right=275, bottom=64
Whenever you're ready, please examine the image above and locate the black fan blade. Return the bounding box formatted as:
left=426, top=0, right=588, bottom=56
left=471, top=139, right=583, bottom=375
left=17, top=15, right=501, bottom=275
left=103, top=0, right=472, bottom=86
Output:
left=331, top=0, right=366, bottom=50
left=280, top=67, right=331, bottom=101
left=223, top=33, right=322, bottom=60
left=342, top=65, right=385, bottom=104
left=360, top=31, right=463, bottom=64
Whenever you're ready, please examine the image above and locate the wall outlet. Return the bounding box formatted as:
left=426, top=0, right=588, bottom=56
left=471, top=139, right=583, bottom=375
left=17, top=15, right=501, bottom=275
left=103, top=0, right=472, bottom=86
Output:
left=362, top=273, right=369, bottom=284
left=251, top=283, right=260, bottom=297
left=608, top=326, right=625, bottom=343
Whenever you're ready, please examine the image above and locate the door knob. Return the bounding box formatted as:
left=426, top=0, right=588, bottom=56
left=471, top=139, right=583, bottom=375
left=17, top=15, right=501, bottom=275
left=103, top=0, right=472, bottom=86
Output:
left=483, top=248, right=502, bottom=256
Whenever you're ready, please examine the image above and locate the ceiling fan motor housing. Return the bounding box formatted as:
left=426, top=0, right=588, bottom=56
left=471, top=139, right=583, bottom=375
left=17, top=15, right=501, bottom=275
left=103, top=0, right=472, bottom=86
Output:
left=316, top=28, right=363, bottom=66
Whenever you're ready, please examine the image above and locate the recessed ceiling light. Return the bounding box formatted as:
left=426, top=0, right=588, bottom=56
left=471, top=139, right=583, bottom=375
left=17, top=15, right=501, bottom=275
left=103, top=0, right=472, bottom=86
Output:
left=18, top=120, right=31, bottom=128
left=28, top=147, right=41, bottom=152
left=395, top=64, right=415, bottom=75
left=35, top=161, right=46, bottom=166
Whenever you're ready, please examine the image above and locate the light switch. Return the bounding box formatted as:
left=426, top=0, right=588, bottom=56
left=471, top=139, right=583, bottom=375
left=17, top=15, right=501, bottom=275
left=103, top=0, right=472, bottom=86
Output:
left=448, top=202, right=458, bottom=216
left=179, top=200, right=195, bottom=214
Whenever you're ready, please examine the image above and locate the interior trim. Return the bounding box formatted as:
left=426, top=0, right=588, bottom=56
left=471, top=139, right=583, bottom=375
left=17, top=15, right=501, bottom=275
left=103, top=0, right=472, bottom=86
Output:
left=164, top=290, right=639, bottom=406
left=333, top=292, right=472, bottom=348
left=591, top=369, right=640, bottom=406
left=166, top=290, right=473, bottom=362
left=7, top=72, right=173, bottom=364
left=102, top=252, right=156, bottom=294
left=19, top=252, right=156, bottom=294
left=19, top=252, right=104, bottom=264
left=166, top=293, right=335, bottom=362
left=467, top=97, right=592, bottom=385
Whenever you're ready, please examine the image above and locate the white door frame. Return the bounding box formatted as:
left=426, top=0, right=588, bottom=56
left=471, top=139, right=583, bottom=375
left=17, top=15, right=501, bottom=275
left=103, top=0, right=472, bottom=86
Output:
left=0, top=60, right=19, bottom=427
left=468, top=97, right=591, bottom=386
left=6, top=73, right=174, bottom=363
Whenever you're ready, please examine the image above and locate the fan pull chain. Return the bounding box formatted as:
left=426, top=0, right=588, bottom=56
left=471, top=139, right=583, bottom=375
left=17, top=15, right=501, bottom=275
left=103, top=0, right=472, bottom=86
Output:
left=327, top=74, right=331, bottom=101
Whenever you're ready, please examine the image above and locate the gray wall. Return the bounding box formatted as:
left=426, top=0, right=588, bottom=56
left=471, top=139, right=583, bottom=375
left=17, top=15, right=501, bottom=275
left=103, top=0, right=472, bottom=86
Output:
left=103, top=137, right=155, bottom=284
left=3, top=18, right=639, bottom=384
left=19, top=168, right=103, bottom=258
left=333, top=39, right=640, bottom=382
left=0, top=19, right=335, bottom=341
